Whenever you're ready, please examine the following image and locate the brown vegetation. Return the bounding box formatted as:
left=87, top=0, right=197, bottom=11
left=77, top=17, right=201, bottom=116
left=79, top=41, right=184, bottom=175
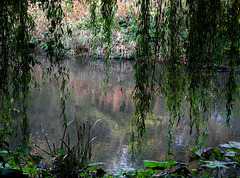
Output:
left=28, top=0, right=136, bottom=59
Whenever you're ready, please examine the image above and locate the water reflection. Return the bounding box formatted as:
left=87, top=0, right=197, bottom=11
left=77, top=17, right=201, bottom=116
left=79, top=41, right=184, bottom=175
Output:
left=28, top=56, right=240, bottom=173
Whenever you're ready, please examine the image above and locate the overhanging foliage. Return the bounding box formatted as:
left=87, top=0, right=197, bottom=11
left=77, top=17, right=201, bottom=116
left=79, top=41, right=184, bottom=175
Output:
left=0, top=0, right=239, bottom=159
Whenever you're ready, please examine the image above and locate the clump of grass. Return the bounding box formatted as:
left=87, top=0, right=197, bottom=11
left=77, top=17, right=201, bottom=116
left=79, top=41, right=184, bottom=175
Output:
left=37, top=117, right=101, bottom=178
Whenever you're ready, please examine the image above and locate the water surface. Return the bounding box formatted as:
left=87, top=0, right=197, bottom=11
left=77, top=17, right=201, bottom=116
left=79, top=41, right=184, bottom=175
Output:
left=28, top=56, right=240, bottom=173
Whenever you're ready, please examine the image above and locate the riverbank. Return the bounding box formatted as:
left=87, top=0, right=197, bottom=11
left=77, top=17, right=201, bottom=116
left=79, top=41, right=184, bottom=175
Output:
left=28, top=0, right=136, bottom=60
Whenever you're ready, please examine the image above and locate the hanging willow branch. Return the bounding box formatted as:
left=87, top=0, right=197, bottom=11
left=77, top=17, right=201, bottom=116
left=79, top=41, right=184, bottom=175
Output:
left=88, top=0, right=117, bottom=96
left=40, top=0, right=71, bottom=128
left=0, top=0, right=36, bottom=146
left=1, top=0, right=239, bottom=159
left=130, top=0, right=239, bottom=156
left=184, top=0, right=221, bottom=149
left=164, top=0, right=186, bottom=155
left=225, top=0, right=240, bottom=126
left=131, top=0, right=154, bottom=156
left=0, top=0, right=71, bottom=147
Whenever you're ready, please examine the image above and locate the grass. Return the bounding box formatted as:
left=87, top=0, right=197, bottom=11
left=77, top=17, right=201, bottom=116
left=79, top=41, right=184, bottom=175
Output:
left=34, top=117, right=101, bottom=177
left=0, top=117, right=102, bottom=177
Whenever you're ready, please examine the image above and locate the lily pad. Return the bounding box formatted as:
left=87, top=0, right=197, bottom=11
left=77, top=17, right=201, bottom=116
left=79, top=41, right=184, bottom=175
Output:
left=0, top=151, right=8, bottom=155
left=202, top=161, right=237, bottom=169
left=225, top=152, right=236, bottom=157
left=119, top=168, right=136, bottom=176
left=220, top=141, right=240, bottom=150
left=143, top=159, right=177, bottom=168
left=82, top=162, right=105, bottom=172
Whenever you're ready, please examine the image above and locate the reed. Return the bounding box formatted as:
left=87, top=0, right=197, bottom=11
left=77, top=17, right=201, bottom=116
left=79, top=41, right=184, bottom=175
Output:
left=38, top=116, right=100, bottom=177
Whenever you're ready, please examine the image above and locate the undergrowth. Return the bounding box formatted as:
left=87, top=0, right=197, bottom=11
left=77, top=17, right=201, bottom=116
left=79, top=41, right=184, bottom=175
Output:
left=28, top=0, right=137, bottom=59
left=0, top=118, right=103, bottom=177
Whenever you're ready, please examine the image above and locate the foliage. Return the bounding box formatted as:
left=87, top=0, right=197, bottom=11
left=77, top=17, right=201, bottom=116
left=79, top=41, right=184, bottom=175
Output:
left=0, top=140, right=45, bottom=177
left=123, top=0, right=240, bottom=156
left=135, top=168, right=155, bottom=177
left=0, top=0, right=36, bottom=147
left=107, top=143, right=240, bottom=177
left=0, top=0, right=71, bottom=176
left=0, top=0, right=70, bottom=146
left=143, top=159, right=177, bottom=169
left=200, top=148, right=226, bottom=161
left=37, top=118, right=101, bottom=177
left=202, top=160, right=234, bottom=169
left=190, top=142, right=240, bottom=177
left=0, top=117, right=101, bottom=177
left=1, top=0, right=240, bottom=176
left=220, top=141, right=240, bottom=150
left=129, top=142, right=240, bottom=177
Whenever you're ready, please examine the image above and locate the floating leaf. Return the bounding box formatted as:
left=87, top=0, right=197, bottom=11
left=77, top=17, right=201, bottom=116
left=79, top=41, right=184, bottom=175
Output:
left=0, top=151, right=8, bottom=155
left=220, top=141, right=240, bottom=150
left=225, top=152, right=236, bottom=157
left=143, top=159, right=177, bottom=168
left=202, top=161, right=237, bottom=169
left=119, top=168, right=135, bottom=175
left=203, top=161, right=228, bottom=169
left=83, top=162, right=105, bottom=172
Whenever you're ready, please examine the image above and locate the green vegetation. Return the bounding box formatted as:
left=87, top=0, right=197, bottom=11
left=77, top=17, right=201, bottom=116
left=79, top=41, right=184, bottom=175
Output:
left=0, top=0, right=240, bottom=177
left=108, top=141, right=240, bottom=177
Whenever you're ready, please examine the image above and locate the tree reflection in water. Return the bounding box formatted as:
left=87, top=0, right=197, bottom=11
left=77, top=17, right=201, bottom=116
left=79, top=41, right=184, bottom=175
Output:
left=28, top=57, right=240, bottom=172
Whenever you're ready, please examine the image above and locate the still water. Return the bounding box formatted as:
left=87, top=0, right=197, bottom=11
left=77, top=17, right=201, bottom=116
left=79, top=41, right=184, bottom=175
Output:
left=28, top=57, right=240, bottom=173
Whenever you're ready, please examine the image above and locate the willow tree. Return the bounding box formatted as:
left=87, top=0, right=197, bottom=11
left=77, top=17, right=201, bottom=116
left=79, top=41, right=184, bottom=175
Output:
left=0, top=0, right=70, bottom=147
left=127, top=0, right=239, bottom=154
left=0, top=0, right=239, bottom=157
left=87, top=0, right=239, bottom=156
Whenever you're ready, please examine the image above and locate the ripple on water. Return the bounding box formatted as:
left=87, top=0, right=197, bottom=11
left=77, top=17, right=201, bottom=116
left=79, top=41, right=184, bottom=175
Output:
left=107, top=145, right=133, bottom=173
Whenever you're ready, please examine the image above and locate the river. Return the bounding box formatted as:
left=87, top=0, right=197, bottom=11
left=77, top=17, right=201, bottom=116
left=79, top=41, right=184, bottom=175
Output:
left=28, top=56, right=240, bottom=173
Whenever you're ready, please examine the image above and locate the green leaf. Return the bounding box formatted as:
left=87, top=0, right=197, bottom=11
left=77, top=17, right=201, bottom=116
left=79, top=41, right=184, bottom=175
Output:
left=0, top=151, right=8, bottom=155
left=201, top=148, right=225, bottom=161
left=119, top=168, right=136, bottom=175
left=232, top=156, right=240, bottom=163
left=83, top=162, right=105, bottom=172
left=143, top=159, right=177, bottom=168
left=202, top=161, right=237, bottom=169
left=220, top=141, right=240, bottom=150
left=225, top=152, right=236, bottom=157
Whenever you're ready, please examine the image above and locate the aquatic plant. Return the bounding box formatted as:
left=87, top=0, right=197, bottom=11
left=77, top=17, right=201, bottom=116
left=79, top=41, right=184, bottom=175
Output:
left=37, top=117, right=101, bottom=177
left=0, top=140, right=44, bottom=177
left=130, top=142, right=240, bottom=177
